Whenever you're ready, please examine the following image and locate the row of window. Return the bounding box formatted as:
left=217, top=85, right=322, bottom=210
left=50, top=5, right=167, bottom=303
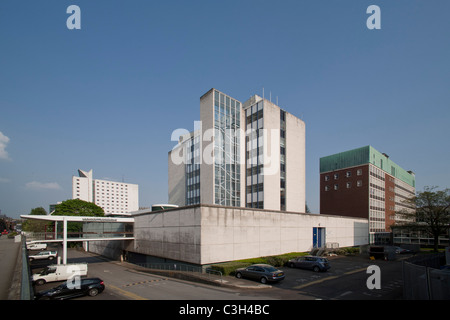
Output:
left=324, top=181, right=363, bottom=191
left=324, top=169, right=363, bottom=181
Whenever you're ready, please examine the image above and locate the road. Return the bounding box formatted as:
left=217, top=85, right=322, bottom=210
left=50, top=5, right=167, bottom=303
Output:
left=32, top=246, right=277, bottom=300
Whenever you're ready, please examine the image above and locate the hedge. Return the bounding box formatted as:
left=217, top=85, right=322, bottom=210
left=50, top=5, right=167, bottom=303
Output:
left=209, top=252, right=309, bottom=276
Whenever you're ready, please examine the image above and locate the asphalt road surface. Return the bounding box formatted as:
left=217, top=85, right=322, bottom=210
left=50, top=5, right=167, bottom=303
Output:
left=31, top=247, right=405, bottom=301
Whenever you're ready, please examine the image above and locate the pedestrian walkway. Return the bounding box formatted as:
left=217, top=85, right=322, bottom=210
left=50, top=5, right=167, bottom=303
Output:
left=0, top=236, right=21, bottom=299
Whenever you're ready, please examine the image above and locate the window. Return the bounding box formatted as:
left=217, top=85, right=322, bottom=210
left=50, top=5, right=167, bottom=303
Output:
left=334, top=184, right=339, bottom=190
left=357, top=169, right=362, bottom=176
left=357, top=180, right=362, bottom=187
left=325, top=175, right=330, bottom=181
left=346, top=182, right=351, bottom=188
left=334, top=173, right=339, bottom=180
left=346, top=171, right=351, bottom=178
left=325, top=185, right=330, bottom=191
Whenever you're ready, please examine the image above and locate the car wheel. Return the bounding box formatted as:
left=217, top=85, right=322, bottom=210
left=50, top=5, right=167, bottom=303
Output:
left=313, top=266, right=320, bottom=272
left=88, top=288, right=99, bottom=297
left=36, top=279, right=46, bottom=286
left=235, top=272, right=242, bottom=279
left=260, top=277, right=268, bottom=284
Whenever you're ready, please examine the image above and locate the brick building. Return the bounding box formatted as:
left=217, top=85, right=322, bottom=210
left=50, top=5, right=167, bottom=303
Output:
left=320, top=146, right=415, bottom=243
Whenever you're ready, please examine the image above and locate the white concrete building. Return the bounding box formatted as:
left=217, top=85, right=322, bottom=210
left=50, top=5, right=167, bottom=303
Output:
left=127, top=205, right=369, bottom=265
left=168, top=88, right=306, bottom=212
left=72, top=169, right=139, bottom=214
left=243, top=94, right=305, bottom=212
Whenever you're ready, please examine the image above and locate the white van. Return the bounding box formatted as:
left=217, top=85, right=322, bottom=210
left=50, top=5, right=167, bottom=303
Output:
left=27, top=243, right=47, bottom=250
left=32, top=263, right=88, bottom=285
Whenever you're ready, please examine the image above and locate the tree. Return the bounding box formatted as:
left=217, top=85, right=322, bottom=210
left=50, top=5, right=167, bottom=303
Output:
left=52, top=199, right=104, bottom=235
left=53, top=199, right=104, bottom=217
left=30, top=207, right=47, bottom=215
left=23, top=207, right=50, bottom=232
left=395, top=186, right=450, bottom=252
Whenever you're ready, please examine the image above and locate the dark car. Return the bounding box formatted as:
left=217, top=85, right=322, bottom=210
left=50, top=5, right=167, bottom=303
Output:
left=35, top=278, right=105, bottom=300
left=235, top=264, right=285, bottom=284
left=394, top=246, right=412, bottom=254
left=287, top=255, right=330, bottom=272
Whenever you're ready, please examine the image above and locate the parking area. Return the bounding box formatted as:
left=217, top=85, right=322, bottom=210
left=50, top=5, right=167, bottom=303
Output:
left=27, top=245, right=408, bottom=300
left=251, top=254, right=406, bottom=300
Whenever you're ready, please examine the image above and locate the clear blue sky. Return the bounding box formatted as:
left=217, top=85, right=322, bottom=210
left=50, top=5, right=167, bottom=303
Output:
left=1, top=0, right=449, bottom=219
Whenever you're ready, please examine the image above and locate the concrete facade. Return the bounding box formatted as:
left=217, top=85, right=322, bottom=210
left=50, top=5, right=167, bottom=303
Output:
left=168, top=88, right=306, bottom=213
left=243, top=95, right=305, bottom=212
left=129, top=205, right=368, bottom=265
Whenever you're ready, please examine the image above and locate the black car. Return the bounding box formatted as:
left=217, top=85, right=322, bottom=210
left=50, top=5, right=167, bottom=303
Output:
left=235, top=264, right=285, bottom=284
left=35, top=278, right=105, bottom=300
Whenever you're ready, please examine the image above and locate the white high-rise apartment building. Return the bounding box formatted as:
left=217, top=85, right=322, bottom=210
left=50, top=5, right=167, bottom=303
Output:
left=168, top=88, right=306, bottom=212
left=72, top=169, right=139, bottom=214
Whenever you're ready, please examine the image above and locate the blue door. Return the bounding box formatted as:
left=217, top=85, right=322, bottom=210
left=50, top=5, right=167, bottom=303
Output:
left=313, top=227, right=318, bottom=248
left=313, top=227, right=325, bottom=248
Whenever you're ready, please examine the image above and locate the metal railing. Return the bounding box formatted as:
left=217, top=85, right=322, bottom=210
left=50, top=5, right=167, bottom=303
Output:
left=402, top=252, right=449, bottom=300
left=135, top=262, right=223, bottom=283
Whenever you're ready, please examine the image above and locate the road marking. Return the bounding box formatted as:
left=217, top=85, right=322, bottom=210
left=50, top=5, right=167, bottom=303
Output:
left=293, top=267, right=367, bottom=290
left=122, top=278, right=168, bottom=287
left=108, top=284, right=148, bottom=300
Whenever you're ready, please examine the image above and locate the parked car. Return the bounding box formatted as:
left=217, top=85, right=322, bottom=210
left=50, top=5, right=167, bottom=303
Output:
left=235, top=264, right=285, bottom=284
left=287, top=255, right=330, bottom=272
left=27, top=243, right=47, bottom=250
left=32, top=263, right=88, bottom=285
left=394, top=246, right=412, bottom=254
left=34, top=278, right=105, bottom=300
left=29, top=251, right=58, bottom=262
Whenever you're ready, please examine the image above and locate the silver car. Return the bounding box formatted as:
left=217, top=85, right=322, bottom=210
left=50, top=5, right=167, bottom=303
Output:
left=288, top=255, right=330, bottom=272
left=235, top=264, right=285, bottom=284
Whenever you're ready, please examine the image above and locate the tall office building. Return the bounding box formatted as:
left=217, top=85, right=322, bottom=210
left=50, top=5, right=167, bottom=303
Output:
left=319, top=146, right=415, bottom=242
left=72, top=169, right=139, bottom=214
left=168, top=88, right=306, bottom=212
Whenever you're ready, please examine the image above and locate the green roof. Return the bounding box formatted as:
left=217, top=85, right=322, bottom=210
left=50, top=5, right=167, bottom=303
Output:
left=320, top=145, right=415, bottom=187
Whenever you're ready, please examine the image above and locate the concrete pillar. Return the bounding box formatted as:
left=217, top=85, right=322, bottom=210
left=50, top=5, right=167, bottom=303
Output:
left=63, top=217, right=67, bottom=264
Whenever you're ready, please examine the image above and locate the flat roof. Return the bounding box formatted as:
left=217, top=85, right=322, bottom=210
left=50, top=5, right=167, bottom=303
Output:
left=20, top=215, right=134, bottom=223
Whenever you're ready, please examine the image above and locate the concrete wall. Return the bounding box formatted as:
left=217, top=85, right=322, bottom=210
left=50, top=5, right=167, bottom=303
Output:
left=130, top=205, right=369, bottom=265
left=168, top=144, right=186, bottom=206
left=199, top=89, right=215, bottom=205
left=132, top=206, right=202, bottom=264
left=87, top=239, right=133, bottom=260
left=285, top=111, right=306, bottom=213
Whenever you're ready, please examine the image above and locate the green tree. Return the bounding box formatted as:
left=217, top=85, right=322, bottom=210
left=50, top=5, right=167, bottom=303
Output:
left=395, top=186, right=450, bottom=252
left=30, top=207, right=47, bottom=215
left=23, top=207, right=50, bottom=232
left=53, top=199, right=104, bottom=217
left=52, top=199, right=104, bottom=235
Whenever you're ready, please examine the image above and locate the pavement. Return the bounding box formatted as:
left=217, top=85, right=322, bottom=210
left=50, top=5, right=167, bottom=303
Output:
left=0, top=236, right=21, bottom=300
